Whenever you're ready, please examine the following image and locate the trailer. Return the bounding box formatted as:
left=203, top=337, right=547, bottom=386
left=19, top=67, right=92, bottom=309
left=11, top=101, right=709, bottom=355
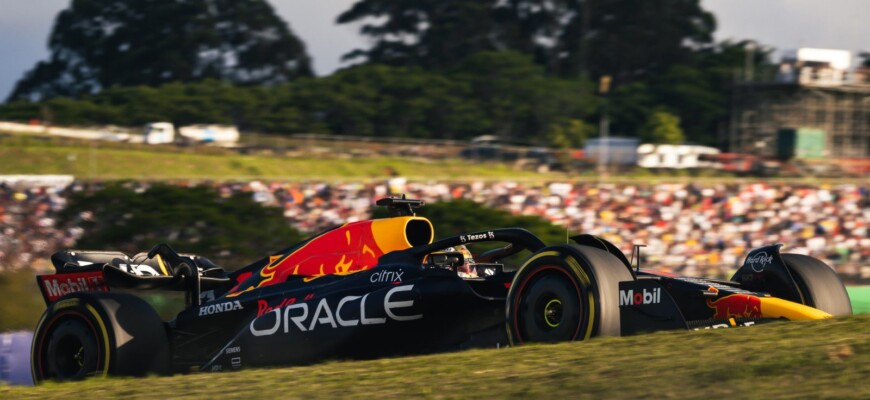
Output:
left=144, top=123, right=239, bottom=145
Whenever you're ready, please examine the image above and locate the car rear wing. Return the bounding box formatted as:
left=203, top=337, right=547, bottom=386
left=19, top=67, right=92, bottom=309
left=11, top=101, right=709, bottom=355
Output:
left=36, top=270, right=110, bottom=304
left=37, top=244, right=231, bottom=306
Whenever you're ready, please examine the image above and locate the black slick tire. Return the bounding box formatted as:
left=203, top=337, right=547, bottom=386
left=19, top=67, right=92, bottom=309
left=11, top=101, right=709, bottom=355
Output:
left=506, top=244, right=633, bottom=345
left=31, top=292, right=171, bottom=383
left=781, top=254, right=852, bottom=316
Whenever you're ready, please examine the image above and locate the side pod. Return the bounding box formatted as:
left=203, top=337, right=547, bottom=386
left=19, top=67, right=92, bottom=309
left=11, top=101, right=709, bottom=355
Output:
left=618, top=280, right=688, bottom=335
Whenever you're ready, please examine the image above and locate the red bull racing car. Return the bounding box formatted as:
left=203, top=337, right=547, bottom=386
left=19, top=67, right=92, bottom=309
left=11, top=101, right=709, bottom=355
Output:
left=31, top=197, right=852, bottom=382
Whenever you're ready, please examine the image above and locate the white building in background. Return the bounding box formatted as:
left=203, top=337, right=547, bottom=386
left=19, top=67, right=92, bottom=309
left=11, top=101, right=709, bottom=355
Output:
left=777, top=48, right=853, bottom=86
left=637, top=144, right=720, bottom=169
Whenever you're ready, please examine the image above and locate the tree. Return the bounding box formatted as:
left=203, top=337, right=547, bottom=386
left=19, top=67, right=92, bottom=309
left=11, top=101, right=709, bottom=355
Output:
left=0, top=58, right=602, bottom=141
left=9, top=0, right=312, bottom=101
left=607, top=81, right=654, bottom=139
left=546, top=119, right=593, bottom=149
left=451, top=51, right=597, bottom=142
left=642, top=110, right=684, bottom=144
left=337, top=0, right=569, bottom=70
left=556, top=0, right=716, bottom=82
left=338, top=0, right=716, bottom=83
left=601, top=40, right=774, bottom=145
left=648, top=64, right=722, bottom=145
left=655, top=40, right=774, bottom=145
left=60, top=183, right=304, bottom=267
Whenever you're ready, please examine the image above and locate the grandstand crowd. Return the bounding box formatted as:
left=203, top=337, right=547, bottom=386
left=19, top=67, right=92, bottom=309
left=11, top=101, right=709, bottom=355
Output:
left=2, top=178, right=870, bottom=281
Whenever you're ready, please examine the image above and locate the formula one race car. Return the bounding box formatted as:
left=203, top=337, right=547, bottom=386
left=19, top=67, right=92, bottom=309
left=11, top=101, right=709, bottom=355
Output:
left=31, top=197, right=852, bottom=382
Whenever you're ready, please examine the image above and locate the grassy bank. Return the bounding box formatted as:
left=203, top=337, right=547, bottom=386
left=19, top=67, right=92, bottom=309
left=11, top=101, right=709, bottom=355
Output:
left=0, top=138, right=563, bottom=181
left=4, top=315, right=869, bottom=398
left=3, top=134, right=869, bottom=183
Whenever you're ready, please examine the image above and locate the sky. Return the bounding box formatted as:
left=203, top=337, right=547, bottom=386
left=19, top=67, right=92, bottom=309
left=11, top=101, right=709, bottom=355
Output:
left=0, top=0, right=868, bottom=100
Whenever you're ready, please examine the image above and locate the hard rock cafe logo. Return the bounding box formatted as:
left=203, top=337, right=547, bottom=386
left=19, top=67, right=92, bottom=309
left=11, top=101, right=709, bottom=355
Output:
left=746, top=252, right=774, bottom=273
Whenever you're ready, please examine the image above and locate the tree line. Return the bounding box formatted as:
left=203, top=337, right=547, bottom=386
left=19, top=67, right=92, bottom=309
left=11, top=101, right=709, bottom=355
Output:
left=1, top=0, right=774, bottom=147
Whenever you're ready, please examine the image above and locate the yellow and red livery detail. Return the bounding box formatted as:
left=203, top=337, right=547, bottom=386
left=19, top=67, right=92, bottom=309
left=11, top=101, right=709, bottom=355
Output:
left=706, top=294, right=763, bottom=319
left=229, top=216, right=433, bottom=296
left=755, top=297, right=832, bottom=320
left=707, top=293, right=832, bottom=321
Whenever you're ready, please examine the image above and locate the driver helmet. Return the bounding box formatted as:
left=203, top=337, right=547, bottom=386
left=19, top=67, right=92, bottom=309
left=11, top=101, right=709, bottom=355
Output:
left=452, top=245, right=477, bottom=278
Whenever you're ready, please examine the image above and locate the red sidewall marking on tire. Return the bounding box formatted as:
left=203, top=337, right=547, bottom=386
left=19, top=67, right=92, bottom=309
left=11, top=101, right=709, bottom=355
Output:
left=512, top=265, right=583, bottom=345
left=36, top=311, right=101, bottom=381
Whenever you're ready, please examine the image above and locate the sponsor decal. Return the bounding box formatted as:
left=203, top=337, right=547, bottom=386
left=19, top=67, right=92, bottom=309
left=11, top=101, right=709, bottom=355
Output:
left=370, top=270, right=403, bottom=283
left=459, top=231, right=495, bottom=243
left=258, top=297, right=299, bottom=317
left=39, top=272, right=108, bottom=302
left=706, top=294, right=763, bottom=319
left=693, top=321, right=756, bottom=330
left=231, top=357, right=241, bottom=369
left=118, top=263, right=161, bottom=276
left=225, top=346, right=241, bottom=355
left=211, top=365, right=222, bottom=372
left=250, top=284, right=422, bottom=336
left=199, top=300, right=244, bottom=316
left=619, top=288, right=661, bottom=306
left=746, top=252, right=774, bottom=273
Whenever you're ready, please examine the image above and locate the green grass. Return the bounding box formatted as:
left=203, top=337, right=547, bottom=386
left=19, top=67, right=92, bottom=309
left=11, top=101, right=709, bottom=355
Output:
left=848, top=286, right=870, bottom=314
left=4, top=315, right=870, bottom=399
left=4, top=133, right=870, bottom=184
left=0, top=135, right=565, bottom=181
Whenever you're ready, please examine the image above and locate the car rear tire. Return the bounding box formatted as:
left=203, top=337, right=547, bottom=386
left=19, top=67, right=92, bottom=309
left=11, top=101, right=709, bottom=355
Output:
left=781, top=254, right=852, bottom=316
left=32, top=292, right=171, bottom=383
left=506, top=245, right=633, bottom=345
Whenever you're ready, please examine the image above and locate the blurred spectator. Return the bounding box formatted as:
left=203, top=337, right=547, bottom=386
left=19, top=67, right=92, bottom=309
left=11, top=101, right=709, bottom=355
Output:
left=2, top=179, right=870, bottom=281
left=0, top=181, right=78, bottom=271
